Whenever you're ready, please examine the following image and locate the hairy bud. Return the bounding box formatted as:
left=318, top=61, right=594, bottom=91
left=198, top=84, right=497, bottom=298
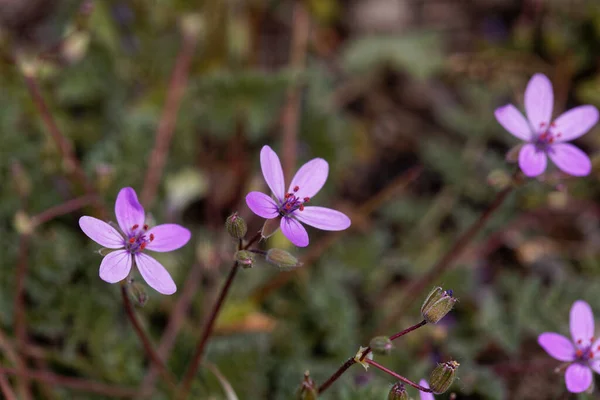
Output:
left=235, top=250, right=254, bottom=269
left=387, top=382, right=408, bottom=400
left=429, top=360, right=459, bottom=394
left=421, top=287, right=456, bottom=324
left=226, top=212, right=247, bottom=239
left=266, top=248, right=303, bottom=271
left=296, top=371, right=317, bottom=400
left=369, top=336, right=393, bottom=355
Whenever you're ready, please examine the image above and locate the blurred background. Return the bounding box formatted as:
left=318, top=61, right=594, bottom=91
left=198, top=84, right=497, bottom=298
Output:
left=1, top=0, right=600, bottom=399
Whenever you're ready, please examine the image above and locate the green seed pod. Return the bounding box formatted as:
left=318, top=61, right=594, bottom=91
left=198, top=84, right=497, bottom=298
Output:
left=387, top=382, right=408, bottom=400
left=429, top=360, right=459, bottom=394
left=266, top=248, right=302, bottom=271
left=296, top=371, right=317, bottom=400
left=369, top=336, right=393, bottom=355
left=225, top=212, right=247, bottom=239
left=421, top=287, right=456, bottom=324
left=235, top=250, right=254, bottom=269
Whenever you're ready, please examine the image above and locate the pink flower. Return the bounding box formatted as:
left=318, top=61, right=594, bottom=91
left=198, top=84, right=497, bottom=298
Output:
left=245, top=145, right=351, bottom=247
left=494, top=73, right=598, bottom=177
left=538, top=300, right=600, bottom=393
left=419, top=379, right=434, bottom=400
left=79, top=187, right=191, bottom=295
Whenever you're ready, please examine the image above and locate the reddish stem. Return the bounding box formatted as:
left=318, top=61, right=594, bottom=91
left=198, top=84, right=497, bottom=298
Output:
left=317, top=358, right=356, bottom=394
left=13, top=234, right=32, bottom=400
left=32, top=195, right=97, bottom=227
left=365, top=359, right=433, bottom=393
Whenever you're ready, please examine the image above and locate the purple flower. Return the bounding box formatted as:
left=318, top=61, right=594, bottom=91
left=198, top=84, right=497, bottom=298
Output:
left=245, top=145, right=351, bottom=247
left=79, top=187, right=191, bottom=295
left=419, top=379, right=434, bottom=400
left=494, top=73, right=598, bottom=177
left=538, top=300, right=600, bottom=393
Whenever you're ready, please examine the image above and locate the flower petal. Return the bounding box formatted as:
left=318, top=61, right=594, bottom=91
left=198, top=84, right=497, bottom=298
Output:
left=537, top=333, right=575, bottom=362
left=79, top=216, right=124, bottom=248
left=260, top=145, right=285, bottom=201
left=145, top=224, right=191, bottom=252
left=280, top=217, right=309, bottom=247
left=518, top=144, right=547, bottom=177
left=590, top=357, right=600, bottom=375
left=115, top=187, right=145, bottom=236
left=570, top=300, right=595, bottom=346
left=135, top=253, right=177, bottom=295
left=99, top=250, right=132, bottom=283
left=418, top=380, right=434, bottom=400
left=289, top=158, right=329, bottom=199
left=494, top=104, right=532, bottom=141
left=525, top=73, right=554, bottom=131
left=548, top=143, right=592, bottom=177
left=246, top=192, right=279, bottom=219
left=565, top=363, right=593, bottom=393
left=552, top=105, right=599, bottom=142
left=294, top=206, right=351, bottom=231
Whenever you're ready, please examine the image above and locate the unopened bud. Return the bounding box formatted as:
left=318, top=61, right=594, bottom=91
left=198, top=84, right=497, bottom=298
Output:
left=387, top=382, right=408, bottom=400
left=235, top=250, right=254, bottom=269
left=296, top=371, right=317, bottom=400
left=421, top=287, right=456, bottom=324
left=226, top=212, right=247, bottom=239
left=266, top=248, right=303, bottom=271
left=429, top=360, right=459, bottom=394
left=369, top=336, right=393, bottom=355
left=128, top=281, right=148, bottom=307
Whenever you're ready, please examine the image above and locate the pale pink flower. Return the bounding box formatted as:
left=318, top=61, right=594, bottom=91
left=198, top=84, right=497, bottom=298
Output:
left=79, top=187, right=191, bottom=295
left=419, top=379, right=434, bottom=400
left=495, top=73, right=598, bottom=177
left=245, top=145, right=351, bottom=247
left=538, top=300, right=600, bottom=393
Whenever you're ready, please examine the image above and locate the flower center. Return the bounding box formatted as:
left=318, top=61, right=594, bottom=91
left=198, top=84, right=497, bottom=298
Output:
left=125, top=224, right=155, bottom=254
left=575, top=337, right=599, bottom=363
left=534, top=122, right=562, bottom=150
left=278, top=186, right=310, bottom=217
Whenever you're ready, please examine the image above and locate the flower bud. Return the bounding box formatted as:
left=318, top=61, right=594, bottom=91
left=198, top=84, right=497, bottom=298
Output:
left=225, top=212, right=247, bottom=239
left=296, top=371, right=317, bottom=400
left=266, top=248, right=303, bottom=271
left=127, top=281, right=148, bottom=307
left=387, top=382, right=408, bottom=400
left=421, top=287, right=456, bottom=324
left=235, top=250, right=254, bottom=269
left=369, top=336, right=393, bottom=355
left=429, top=360, right=459, bottom=394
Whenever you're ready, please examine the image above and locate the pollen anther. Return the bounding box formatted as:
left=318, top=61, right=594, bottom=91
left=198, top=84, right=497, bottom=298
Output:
left=129, top=237, right=136, bottom=244
left=149, top=234, right=155, bottom=242
left=143, top=224, right=149, bottom=230
left=132, top=224, right=139, bottom=230
left=299, top=204, right=304, bottom=211
left=140, top=242, right=147, bottom=250
left=293, top=186, right=299, bottom=192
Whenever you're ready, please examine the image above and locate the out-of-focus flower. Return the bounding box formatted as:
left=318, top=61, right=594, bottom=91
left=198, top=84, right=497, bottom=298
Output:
left=494, top=73, right=598, bottom=177
left=419, top=379, right=434, bottom=400
left=538, top=300, right=600, bottom=393
left=245, top=145, right=351, bottom=247
left=79, top=187, right=191, bottom=295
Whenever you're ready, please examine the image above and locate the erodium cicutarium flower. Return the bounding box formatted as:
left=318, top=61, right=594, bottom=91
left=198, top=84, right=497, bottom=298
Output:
left=538, top=300, right=600, bottom=393
left=79, top=187, right=191, bottom=295
left=419, top=379, right=434, bottom=400
left=494, top=73, right=598, bottom=177
left=245, top=145, right=351, bottom=247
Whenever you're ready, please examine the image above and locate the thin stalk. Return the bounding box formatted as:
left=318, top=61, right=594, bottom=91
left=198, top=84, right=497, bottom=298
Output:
left=317, top=358, right=356, bottom=394
left=359, top=320, right=428, bottom=362
left=365, top=359, right=433, bottom=393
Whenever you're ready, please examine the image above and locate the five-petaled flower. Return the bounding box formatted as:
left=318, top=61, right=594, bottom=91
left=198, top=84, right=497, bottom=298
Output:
left=419, top=379, right=434, bottom=400
left=538, top=300, right=600, bottom=393
left=494, top=73, right=598, bottom=177
left=79, top=187, right=191, bottom=295
left=245, top=145, right=351, bottom=247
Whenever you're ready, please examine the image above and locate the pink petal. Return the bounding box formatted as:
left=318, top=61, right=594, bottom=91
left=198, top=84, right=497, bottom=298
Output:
left=99, top=250, right=132, bottom=283
left=570, top=300, right=595, bottom=346
left=294, top=206, right=351, bottom=231
left=115, top=187, right=146, bottom=236
left=552, top=105, right=599, bottom=142
left=135, top=253, right=177, bottom=295
left=260, top=145, right=285, bottom=201
left=525, top=73, right=554, bottom=132
left=289, top=158, right=329, bottom=199
left=494, top=104, right=532, bottom=141
left=537, top=333, right=575, bottom=362
left=280, top=217, right=309, bottom=247
left=589, top=357, right=600, bottom=375
left=145, top=224, right=191, bottom=252
left=565, top=363, right=593, bottom=393
left=79, top=216, right=124, bottom=249
left=548, top=143, right=592, bottom=177
left=246, top=192, right=279, bottom=219
left=518, top=144, right=547, bottom=177
left=419, top=380, right=434, bottom=400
